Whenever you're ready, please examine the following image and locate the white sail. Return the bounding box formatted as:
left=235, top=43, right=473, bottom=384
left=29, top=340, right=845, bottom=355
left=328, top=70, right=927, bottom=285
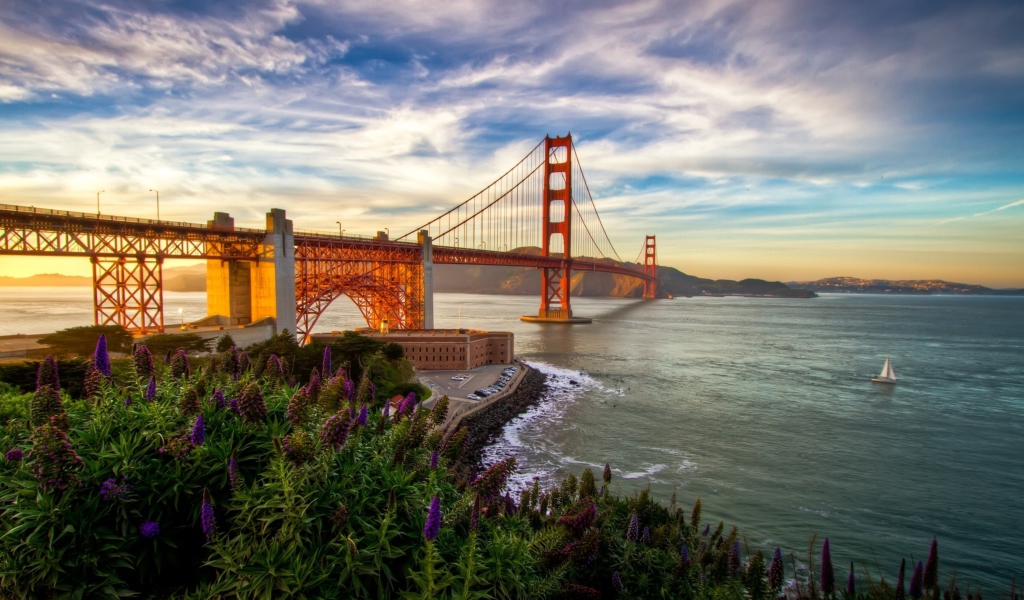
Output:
left=887, top=362, right=896, bottom=381
left=879, top=356, right=891, bottom=379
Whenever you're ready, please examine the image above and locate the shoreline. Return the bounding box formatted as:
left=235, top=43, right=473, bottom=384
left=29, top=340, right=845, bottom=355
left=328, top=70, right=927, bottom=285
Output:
left=442, top=363, right=549, bottom=476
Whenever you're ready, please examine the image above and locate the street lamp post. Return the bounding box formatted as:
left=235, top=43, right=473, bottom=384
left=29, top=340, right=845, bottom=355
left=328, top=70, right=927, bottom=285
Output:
left=149, top=189, right=160, bottom=221
left=96, top=190, right=105, bottom=215
left=179, top=308, right=185, bottom=331
left=336, top=222, right=344, bottom=238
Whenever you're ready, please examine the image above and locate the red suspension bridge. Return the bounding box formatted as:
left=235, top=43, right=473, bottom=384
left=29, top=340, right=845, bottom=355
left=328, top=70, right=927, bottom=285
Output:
left=0, top=134, right=658, bottom=341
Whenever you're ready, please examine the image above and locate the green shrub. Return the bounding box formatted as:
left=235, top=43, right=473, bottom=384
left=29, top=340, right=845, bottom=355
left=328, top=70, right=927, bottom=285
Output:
left=36, top=325, right=132, bottom=356
left=141, top=333, right=212, bottom=356
left=215, top=333, right=236, bottom=353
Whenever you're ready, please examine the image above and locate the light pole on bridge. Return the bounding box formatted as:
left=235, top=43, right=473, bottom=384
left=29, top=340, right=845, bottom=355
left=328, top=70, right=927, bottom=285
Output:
left=96, top=190, right=105, bottom=216
left=336, top=222, right=344, bottom=238
left=149, top=189, right=160, bottom=221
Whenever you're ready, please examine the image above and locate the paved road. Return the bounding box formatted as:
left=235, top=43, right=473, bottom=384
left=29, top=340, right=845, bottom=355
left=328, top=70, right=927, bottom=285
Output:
left=418, top=362, right=519, bottom=418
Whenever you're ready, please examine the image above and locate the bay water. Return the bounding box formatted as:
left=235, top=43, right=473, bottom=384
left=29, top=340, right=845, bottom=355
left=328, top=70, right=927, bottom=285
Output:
left=1, top=287, right=1021, bottom=589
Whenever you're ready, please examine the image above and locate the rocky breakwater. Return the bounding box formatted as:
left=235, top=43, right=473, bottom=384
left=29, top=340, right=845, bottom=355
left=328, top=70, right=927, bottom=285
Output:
left=444, top=364, right=548, bottom=480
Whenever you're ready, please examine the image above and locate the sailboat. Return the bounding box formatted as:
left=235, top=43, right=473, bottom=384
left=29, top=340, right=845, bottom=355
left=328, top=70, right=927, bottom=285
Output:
left=871, top=354, right=897, bottom=384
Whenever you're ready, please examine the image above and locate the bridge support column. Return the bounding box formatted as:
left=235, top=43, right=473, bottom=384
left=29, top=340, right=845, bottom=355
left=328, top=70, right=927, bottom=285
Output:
left=643, top=235, right=658, bottom=299
left=419, top=230, right=434, bottom=329
left=91, top=255, right=165, bottom=334
left=206, top=212, right=253, bottom=325
left=252, top=209, right=296, bottom=336
left=522, top=133, right=591, bottom=324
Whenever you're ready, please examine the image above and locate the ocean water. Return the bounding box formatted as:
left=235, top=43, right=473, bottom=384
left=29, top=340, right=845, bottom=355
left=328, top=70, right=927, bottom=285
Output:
left=1, top=288, right=1021, bottom=589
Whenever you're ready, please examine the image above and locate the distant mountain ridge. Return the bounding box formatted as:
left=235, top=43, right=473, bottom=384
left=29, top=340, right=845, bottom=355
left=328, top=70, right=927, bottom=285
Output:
left=789, top=277, right=1024, bottom=295
left=0, top=265, right=206, bottom=291
left=435, top=249, right=816, bottom=298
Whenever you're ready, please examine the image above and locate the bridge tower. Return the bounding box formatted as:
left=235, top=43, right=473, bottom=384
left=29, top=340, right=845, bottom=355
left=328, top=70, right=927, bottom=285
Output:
left=643, top=235, right=657, bottom=299
left=522, top=133, right=592, bottom=324
left=91, top=255, right=164, bottom=334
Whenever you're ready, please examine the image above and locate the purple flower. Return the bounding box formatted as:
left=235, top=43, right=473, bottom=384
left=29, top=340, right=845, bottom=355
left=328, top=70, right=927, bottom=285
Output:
left=896, top=558, right=906, bottom=600
left=100, top=477, right=131, bottom=502
left=320, top=413, right=351, bottom=450
left=909, top=561, right=924, bottom=600
left=343, top=379, right=354, bottom=401
left=238, top=384, right=267, bottom=424
left=145, top=377, right=157, bottom=402
left=382, top=397, right=390, bottom=420
left=429, top=451, right=438, bottom=470
left=423, top=496, right=441, bottom=541
left=190, top=414, right=206, bottom=446
left=133, top=344, right=155, bottom=380
left=228, top=456, right=240, bottom=489
left=626, top=512, right=638, bottom=541
left=322, top=346, right=332, bottom=379
left=470, top=457, right=516, bottom=500
left=847, top=564, right=856, bottom=597
left=729, top=540, right=742, bottom=576
left=201, top=488, right=215, bottom=541
left=821, top=537, right=835, bottom=594
left=612, top=571, right=624, bottom=591
left=170, top=349, right=189, bottom=379
left=124, top=396, right=132, bottom=407
left=229, top=398, right=240, bottom=415
left=923, top=538, right=939, bottom=589
left=702, top=523, right=710, bottom=536
left=239, top=351, right=250, bottom=373
left=225, top=346, right=241, bottom=380
left=139, top=520, right=161, bottom=539
left=641, top=525, right=651, bottom=545
left=681, top=544, right=691, bottom=569
left=36, top=355, right=60, bottom=392
left=265, top=354, right=283, bottom=380
left=603, top=463, right=612, bottom=485
left=93, top=335, right=111, bottom=377
left=768, top=547, right=785, bottom=591
left=5, top=448, right=23, bottom=462
left=211, top=389, right=225, bottom=410
left=355, top=404, right=367, bottom=426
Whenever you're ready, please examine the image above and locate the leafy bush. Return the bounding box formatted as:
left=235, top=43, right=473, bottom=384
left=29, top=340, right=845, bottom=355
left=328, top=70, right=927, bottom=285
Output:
left=141, top=333, right=212, bottom=356
left=36, top=325, right=132, bottom=356
left=215, top=333, right=236, bottom=353
left=0, top=358, right=89, bottom=398
left=382, top=342, right=404, bottom=360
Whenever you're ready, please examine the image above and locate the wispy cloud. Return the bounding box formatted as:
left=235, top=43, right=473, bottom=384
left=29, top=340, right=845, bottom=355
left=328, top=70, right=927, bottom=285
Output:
left=0, top=0, right=1022, bottom=286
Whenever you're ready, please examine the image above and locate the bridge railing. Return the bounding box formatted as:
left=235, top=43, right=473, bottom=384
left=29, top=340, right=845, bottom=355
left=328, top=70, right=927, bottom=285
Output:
left=292, top=229, right=385, bottom=242
left=0, top=203, right=265, bottom=234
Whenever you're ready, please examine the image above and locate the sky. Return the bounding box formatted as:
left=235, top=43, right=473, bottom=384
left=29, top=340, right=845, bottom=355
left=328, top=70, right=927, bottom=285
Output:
left=1, top=0, right=1022, bottom=287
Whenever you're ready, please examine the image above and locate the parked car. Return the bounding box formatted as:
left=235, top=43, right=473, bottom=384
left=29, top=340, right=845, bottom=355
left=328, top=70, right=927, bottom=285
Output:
left=467, top=394, right=482, bottom=400
left=474, top=389, right=491, bottom=397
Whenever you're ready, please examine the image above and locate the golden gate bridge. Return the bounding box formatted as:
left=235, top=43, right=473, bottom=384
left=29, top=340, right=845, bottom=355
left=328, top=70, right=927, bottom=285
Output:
left=0, top=134, right=658, bottom=342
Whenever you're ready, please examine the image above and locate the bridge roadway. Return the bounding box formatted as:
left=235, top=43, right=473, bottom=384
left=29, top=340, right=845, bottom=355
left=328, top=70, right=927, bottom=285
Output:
left=0, top=203, right=655, bottom=338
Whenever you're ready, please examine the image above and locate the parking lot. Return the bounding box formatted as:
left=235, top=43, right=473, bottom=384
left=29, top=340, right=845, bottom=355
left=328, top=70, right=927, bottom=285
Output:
left=418, top=363, right=518, bottom=402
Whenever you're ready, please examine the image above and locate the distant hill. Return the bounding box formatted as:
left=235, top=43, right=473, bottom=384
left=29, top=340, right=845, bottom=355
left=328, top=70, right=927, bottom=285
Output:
left=436, top=248, right=816, bottom=298
left=788, top=277, right=1024, bottom=295
left=0, top=264, right=208, bottom=291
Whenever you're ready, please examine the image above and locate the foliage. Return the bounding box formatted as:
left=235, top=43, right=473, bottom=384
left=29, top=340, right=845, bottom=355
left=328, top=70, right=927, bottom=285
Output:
left=0, top=358, right=89, bottom=398
left=382, top=342, right=405, bottom=360
left=215, top=333, right=236, bottom=353
left=0, top=346, right=1006, bottom=599
left=142, top=333, right=213, bottom=356
left=36, top=325, right=133, bottom=356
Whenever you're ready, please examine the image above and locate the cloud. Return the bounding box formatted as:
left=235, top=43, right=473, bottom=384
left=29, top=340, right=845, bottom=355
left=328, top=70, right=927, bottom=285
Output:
left=974, top=198, right=1024, bottom=217
left=0, top=0, right=1022, bottom=285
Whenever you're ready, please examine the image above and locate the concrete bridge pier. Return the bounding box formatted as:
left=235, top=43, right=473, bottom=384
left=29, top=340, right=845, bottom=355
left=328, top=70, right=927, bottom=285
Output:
left=205, top=209, right=296, bottom=336
left=419, top=229, right=434, bottom=329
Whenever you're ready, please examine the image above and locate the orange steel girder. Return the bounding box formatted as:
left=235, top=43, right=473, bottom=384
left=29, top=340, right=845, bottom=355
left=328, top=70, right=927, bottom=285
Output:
left=91, top=256, right=165, bottom=334
left=643, top=235, right=657, bottom=298
left=540, top=134, right=573, bottom=316
left=294, top=238, right=424, bottom=341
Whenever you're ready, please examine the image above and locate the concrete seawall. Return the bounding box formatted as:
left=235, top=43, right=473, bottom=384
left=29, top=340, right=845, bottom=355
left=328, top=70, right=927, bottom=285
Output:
left=443, top=363, right=548, bottom=475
